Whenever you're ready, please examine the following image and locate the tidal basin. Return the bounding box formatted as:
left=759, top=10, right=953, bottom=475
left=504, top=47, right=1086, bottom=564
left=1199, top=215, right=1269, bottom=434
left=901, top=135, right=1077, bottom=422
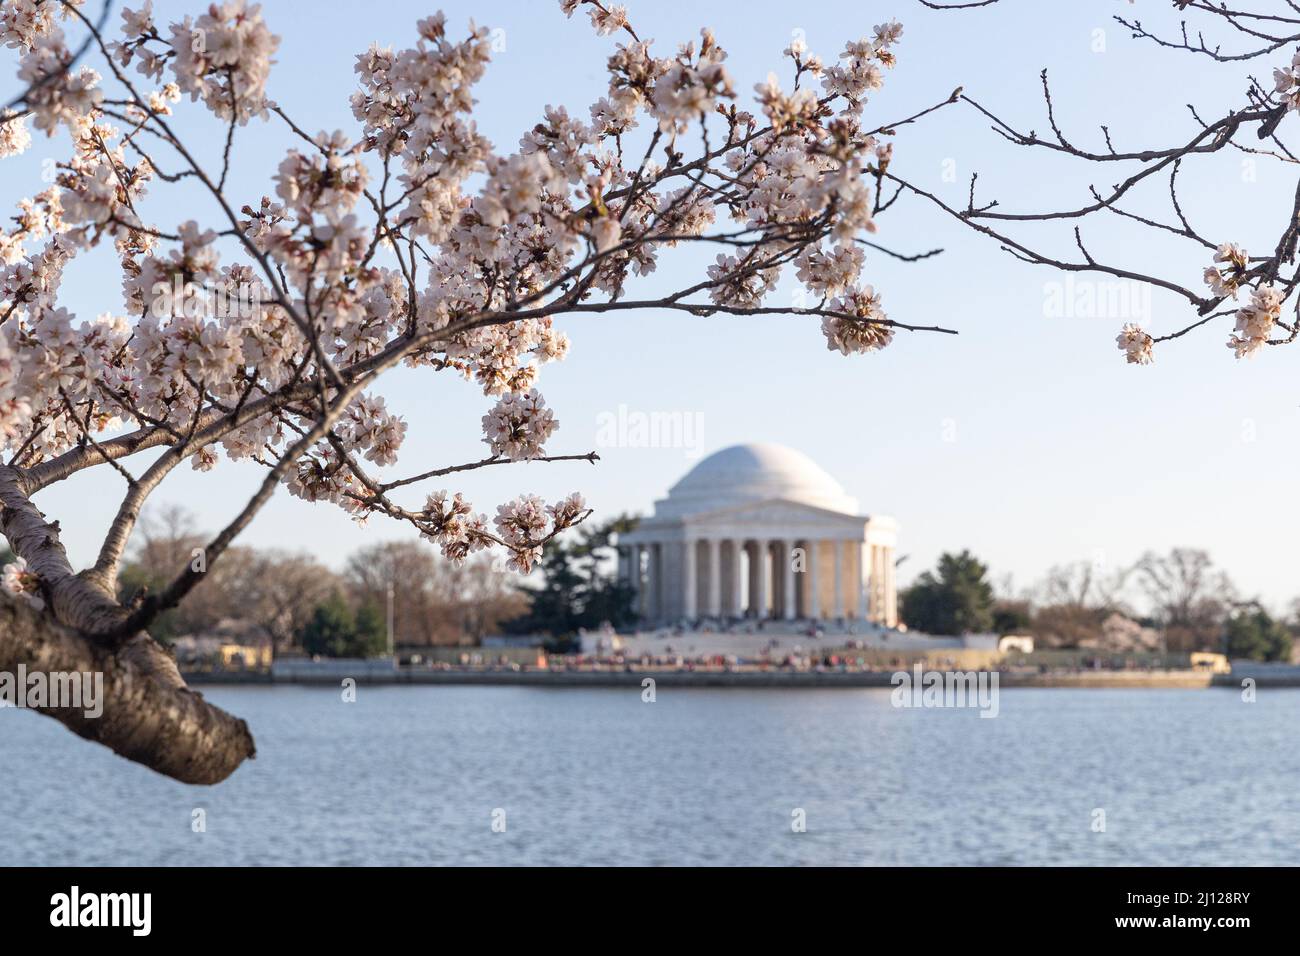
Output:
left=3, top=685, right=1298, bottom=866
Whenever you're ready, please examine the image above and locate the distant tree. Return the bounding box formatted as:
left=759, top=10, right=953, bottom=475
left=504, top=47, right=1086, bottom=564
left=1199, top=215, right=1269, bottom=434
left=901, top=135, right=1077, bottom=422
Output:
left=346, top=540, right=526, bottom=646
left=1225, top=604, right=1292, bottom=663
left=991, top=599, right=1033, bottom=636
left=901, top=550, right=995, bottom=636
left=236, top=550, right=343, bottom=655
left=347, top=540, right=439, bottom=644
left=117, top=505, right=341, bottom=649
left=455, top=558, right=530, bottom=643
left=1029, top=560, right=1130, bottom=648
left=1039, top=561, right=1128, bottom=612
left=1031, top=604, right=1107, bottom=649
left=1134, top=548, right=1235, bottom=652
left=507, top=514, right=639, bottom=648
left=116, top=505, right=209, bottom=643
left=567, top=514, right=640, bottom=637
left=300, top=591, right=383, bottom=659
left=352, top=602, right=388, bottom=658
left=300, top=593, right=354, bottom=658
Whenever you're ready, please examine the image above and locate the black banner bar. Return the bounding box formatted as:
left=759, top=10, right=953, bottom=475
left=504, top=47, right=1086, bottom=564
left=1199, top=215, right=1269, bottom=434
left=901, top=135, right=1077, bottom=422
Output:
left=0, top=866, right=1278, bottom=941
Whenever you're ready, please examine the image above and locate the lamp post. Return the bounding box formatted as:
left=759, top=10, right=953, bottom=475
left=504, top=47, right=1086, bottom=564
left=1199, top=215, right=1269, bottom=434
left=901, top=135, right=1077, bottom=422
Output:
left=386, top=582, right=395, bottom=660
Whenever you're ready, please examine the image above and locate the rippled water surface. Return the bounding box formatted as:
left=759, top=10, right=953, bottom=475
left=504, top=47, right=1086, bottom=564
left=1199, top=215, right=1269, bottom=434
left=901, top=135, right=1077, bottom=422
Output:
left=3, top=685, right=1298, bottom=865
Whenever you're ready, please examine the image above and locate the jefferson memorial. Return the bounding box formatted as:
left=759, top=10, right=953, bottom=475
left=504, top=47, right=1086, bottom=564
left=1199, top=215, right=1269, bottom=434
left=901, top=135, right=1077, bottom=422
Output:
left=617, top=444, right=898, bottom=627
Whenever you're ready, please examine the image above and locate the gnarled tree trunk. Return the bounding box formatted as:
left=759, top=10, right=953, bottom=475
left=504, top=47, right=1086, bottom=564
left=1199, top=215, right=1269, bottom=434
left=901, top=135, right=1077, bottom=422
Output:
left=0, top=465, right=255, bottom=784
left=0, top=595, right=256, bottom=784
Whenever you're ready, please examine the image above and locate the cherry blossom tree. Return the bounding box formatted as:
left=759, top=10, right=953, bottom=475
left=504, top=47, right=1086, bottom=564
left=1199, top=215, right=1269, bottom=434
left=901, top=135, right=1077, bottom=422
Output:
left=911, top=0, right=1300, bottom=363
left=0, top=0, right=949, bottom=782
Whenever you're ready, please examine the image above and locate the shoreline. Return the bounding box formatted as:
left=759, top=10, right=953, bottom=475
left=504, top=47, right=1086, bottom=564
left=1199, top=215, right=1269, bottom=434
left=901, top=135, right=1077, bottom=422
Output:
left=180, top=668, right=1292, bottom=689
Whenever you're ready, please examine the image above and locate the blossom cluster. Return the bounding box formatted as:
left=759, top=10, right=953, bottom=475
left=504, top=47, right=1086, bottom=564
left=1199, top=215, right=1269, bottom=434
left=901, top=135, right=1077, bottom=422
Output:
left=1119, top=242, right=1292, bottom=365
left=1227, top=284, right=1282, bottom=359
left=115, top=0, right=283, bottom=124
left=1, top=0, right=84, bottom=53
left=341, top=394, right=407, bottom=468
left=822, top=288, right=894, bottom=355
left=493, top=492, right=587, bottom=572
left=821, top=21, right=902, bottom=113
left=0, top=110, right=32, bottom=157
left=19, top=32, right=104, bottom=139
left=1116, top=323, right=1154, bottom=365
left=1203, top=243, right=1248, bottom=299
left=418, top=489, right=586, bottom=572
left=481, top=389, right=558, bottom=461
left=1, top=556, right=44, bottom=610
left=1274, top=48, right=1300, bottom=112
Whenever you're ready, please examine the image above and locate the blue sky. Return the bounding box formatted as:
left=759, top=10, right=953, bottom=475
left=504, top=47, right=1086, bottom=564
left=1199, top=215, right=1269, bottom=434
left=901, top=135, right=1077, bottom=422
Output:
left=6, top=0, right=1298, bottom=610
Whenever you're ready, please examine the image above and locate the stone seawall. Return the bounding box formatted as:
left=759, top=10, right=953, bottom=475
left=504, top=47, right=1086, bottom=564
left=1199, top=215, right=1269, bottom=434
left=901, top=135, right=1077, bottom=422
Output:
left=184, top=668, right=1235, bottom=689
left=1219, top=663, right=1300, bottom=687
left=1004, top=670, right=1212, bottom=688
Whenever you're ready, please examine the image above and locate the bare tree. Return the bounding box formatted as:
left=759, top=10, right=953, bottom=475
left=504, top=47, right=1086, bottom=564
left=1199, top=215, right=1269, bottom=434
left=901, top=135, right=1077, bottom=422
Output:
left=117, top=503, right=215, bottom=638
left=346, top=541, right=525, bottom=646
left=1134, top=547, right=1235, bottom=651
left=1, top=2, right=939, bottom=781
left=908, top=0, right=1300, bottom=361
left=345, top=540, right=441, bottom=645
left=1038, top=561, right=1129, bottom=612
left=225, top=549, right=341, bottom=653
left=1029, top=560, right=1130, bottom=648
left=129, top=503, right=204, bottom=578
left=453, top=558, right=530, bottom=643
left=116, top=505, right=339, bottom=651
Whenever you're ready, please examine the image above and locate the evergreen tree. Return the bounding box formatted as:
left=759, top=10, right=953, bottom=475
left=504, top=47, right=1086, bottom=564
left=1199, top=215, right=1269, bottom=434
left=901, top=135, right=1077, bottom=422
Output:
left=901, top=550, right=996, bottom=635
left=353, top=601, right=389, bottom=657
left=1225, top=603, right=1293, bottom=662
left=506, top=514, right=639, bottom=648
left=300, top=591, right=386, bottom=658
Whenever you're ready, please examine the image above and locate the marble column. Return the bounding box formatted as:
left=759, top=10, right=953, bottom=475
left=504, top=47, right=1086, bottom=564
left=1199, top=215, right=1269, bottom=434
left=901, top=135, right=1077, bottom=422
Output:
left=806, top=539, right=820, bottom=620
left=885, top=548, right=897, bottom=627
left=755, top=541, right=770, bottom=619
left=868, top=546, right=877, bottom=624
left=634, top=546, right=644, bottom=621
left=832, top=540, right=844, bottom=619
left=857, top=541, right=869, bottom=619
left=730, top=541, right=744, bottom=618
left=881, top=545, right=888, bottom=621
left=644, top=543, right=658, bottom=622
left=782, top=539, right=797, bottom=620
left=622, top=546, right=638, bottom=609
left=707, top=538, right=722, bottom=618
left=744, top=542, right=757, bottom=617
left=682, top=538, right=697, bottom=620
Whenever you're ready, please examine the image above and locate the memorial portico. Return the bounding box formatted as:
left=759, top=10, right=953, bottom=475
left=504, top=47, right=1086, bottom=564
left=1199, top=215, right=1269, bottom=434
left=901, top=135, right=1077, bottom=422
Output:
left=617, top=444, right=898, bottom=627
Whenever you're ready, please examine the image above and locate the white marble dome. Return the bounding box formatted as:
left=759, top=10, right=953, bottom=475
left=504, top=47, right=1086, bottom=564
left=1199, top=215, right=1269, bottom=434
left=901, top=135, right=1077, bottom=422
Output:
left=653, top=443, right=859, bottom=518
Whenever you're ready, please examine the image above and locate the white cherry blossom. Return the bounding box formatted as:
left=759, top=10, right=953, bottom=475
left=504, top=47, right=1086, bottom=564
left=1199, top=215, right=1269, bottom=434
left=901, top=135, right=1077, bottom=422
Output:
left=1116, top=323, right=1155, bottom=365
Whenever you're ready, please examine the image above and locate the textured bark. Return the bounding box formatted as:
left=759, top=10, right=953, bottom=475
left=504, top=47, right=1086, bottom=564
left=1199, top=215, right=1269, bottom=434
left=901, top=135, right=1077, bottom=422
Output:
left=0, top=595, right=256, bottom=784
left=0, top=466, right=255, bottom=784
left=0, top=466, right=127, bottom=635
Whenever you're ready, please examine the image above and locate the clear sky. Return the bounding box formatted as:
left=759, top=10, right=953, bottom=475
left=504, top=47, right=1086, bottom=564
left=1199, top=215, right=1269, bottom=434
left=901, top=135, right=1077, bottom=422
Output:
left=6, top=0, right=1297, bottom=611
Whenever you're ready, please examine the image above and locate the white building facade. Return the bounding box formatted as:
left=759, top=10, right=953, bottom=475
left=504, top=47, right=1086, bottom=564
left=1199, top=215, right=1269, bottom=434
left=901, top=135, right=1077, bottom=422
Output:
left=617, top=444, right=898, bottom=627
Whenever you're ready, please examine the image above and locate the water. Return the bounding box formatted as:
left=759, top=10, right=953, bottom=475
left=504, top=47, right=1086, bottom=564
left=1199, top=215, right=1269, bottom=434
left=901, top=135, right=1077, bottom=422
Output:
left=2, top=685, right=1298, bottom=866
